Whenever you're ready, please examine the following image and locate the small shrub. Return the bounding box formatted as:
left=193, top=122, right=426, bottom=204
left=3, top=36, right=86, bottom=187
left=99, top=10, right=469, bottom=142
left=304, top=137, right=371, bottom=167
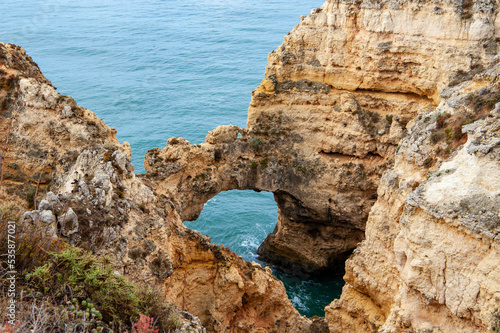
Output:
left=445, top=127, right=453, bottom=142
left=26, top=246, right=140, bottom=326
left=26, top=186, right=36, bottom=209
left=250, top=137, right=263, bottom=150
left=165, top=313, right=184, bottom=331
left=130, top=314, right=159, bottom=333
left=453, top=125, right=463, bottom=141
left=385, top=115, right=393, bottom=124
left=484, top=92, right=500, bottom=109
left=251, top=161, right=257, bottom=169
left=436, top=113, right=450, bottom=129
left=135, top=286, right=183, bottom=332
left=260, top=158, right=269, bottom=168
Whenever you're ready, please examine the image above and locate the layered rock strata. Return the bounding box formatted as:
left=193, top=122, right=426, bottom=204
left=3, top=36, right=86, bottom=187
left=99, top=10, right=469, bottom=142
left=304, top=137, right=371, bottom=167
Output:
left=326, top=64, right=500, bottom=332
left=0, top=42, right=317, bottom=332
left=3, top=0, right=500, bottom=330
left=144, top=0, right=499, bottom=277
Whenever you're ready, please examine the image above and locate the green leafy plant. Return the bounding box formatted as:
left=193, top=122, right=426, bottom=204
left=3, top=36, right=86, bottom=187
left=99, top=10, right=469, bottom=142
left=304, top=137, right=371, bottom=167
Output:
left=26, top=246, right=139, bottom=326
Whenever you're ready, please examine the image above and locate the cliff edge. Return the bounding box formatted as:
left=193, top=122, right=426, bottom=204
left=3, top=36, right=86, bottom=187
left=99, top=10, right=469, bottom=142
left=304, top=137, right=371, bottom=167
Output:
left=2, top=0, right=500, bottom=331
left=145, top=0, right=500, bottom=331
left=0, top=42, right=316, bottom=332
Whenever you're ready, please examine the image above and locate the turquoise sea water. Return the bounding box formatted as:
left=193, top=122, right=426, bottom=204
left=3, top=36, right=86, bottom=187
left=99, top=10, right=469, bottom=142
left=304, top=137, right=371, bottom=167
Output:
left=2, top=0, right=343, bottom=317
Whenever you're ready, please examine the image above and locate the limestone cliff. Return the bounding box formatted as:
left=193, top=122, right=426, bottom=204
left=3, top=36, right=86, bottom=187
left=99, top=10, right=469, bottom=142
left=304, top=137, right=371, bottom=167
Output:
left=3, top=0, right=500, bottom=330
left=144, top=0, right=499, bottom=278
left=144, top=0, right=500, bottom=331
left=0, top=42, right=318, bottom=332
left=326, top=65, right=500, bottom=332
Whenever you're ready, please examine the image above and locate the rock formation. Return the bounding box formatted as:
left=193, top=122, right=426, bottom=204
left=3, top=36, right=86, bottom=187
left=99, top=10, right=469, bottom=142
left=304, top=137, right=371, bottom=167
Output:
left=326, top=66, right=500, bottom=332
left=145, top=0, right=500, bottom=331
left=0, top=42, right=318, bottom=332
left=3, top=0, right=500, bottom=330
left=144, top=0, right=499, bottom=278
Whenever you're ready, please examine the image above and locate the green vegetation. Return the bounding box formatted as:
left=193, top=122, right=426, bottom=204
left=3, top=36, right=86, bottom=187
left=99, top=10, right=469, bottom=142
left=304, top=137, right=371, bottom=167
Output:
left=466, top=90, right=500, bottom=112
left=250, top=137, right=263, bottom=150
left=26, top=246, right=139, bottom=325
left=491, top=308, right=500, bottom=331
left=0, top=204, right=184, bottom=332
left=26, top=186, right=36, bottom=209
left=435, top=112, right=450, bottom=129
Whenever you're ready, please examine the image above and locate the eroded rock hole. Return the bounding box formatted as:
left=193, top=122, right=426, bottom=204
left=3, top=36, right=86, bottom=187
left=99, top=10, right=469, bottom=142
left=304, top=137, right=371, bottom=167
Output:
left=184, top=189, right=344, bottom=317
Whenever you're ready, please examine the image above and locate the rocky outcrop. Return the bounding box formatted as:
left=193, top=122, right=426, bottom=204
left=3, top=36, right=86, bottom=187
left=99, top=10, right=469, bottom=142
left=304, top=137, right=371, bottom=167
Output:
left=3, top=0, right=500, bottom=330
left=144, top=123, right=384, bottom=276
left=143, top=0, right=500, bottom=330
left=325, top=57, right=500, bottom=332
left=0, top=42, right=316, bottom=332
left=144, top=0, right=500, bottom=278
left=248, top=0, right=500, bottom=278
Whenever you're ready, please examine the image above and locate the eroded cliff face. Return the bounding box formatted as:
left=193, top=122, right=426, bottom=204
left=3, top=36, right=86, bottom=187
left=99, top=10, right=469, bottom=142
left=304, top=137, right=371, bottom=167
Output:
left=325, top=56, right=500, bottom=333
left=3, top=0, right=500, bottom=329
left=0, top=42, right=318, bottom=332
left=248, top=0, right=500, bottom=279
left=144, top=0, right=500, bottom=330
left=144, top=0, right=499, bottom=278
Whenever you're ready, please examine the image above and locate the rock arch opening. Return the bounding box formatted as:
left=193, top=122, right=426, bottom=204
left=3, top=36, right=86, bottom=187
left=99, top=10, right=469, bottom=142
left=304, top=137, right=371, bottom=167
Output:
left=184, top=189, right=344, bottom=317
left=185, top=190, right=277, bottom=263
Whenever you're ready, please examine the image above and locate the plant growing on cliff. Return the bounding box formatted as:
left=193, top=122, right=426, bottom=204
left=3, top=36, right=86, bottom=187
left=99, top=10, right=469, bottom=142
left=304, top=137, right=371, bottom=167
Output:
left=491, top=308, right=500, bottom=331
left=127, top=314, right=159, bottom=333
left=250, top=137, right=263, bottom=150
left=26, top=186, right=36, bottom=209
left=436, top=112, right=450, bottom=129
left=26, top=246, right=140, bottom=326
left=4, top=216, right=185, bottom=333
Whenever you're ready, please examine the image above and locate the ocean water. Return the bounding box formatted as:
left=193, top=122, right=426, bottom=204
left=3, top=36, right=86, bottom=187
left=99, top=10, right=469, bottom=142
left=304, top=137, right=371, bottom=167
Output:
left=185, top=191, right=344, bottom=317
left=2, top=0, right=343, bottom=317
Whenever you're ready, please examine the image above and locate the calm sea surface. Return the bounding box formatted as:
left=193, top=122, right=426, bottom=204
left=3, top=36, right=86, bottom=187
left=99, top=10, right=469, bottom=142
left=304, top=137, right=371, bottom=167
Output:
left=2, top=0, right=343, bottom=317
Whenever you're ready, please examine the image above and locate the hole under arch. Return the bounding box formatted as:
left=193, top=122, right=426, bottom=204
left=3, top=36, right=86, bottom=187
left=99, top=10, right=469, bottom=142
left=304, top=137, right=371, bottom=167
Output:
left=184, top=189, right=344, bottom=317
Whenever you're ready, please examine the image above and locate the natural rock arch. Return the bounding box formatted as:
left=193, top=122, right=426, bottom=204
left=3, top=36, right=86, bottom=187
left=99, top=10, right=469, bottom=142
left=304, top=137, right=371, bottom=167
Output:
left=144, top=0, right=500, bottom=278
left=185, top=189, right=278, bottom=256
left=144, top=118, right=389, bottom=276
